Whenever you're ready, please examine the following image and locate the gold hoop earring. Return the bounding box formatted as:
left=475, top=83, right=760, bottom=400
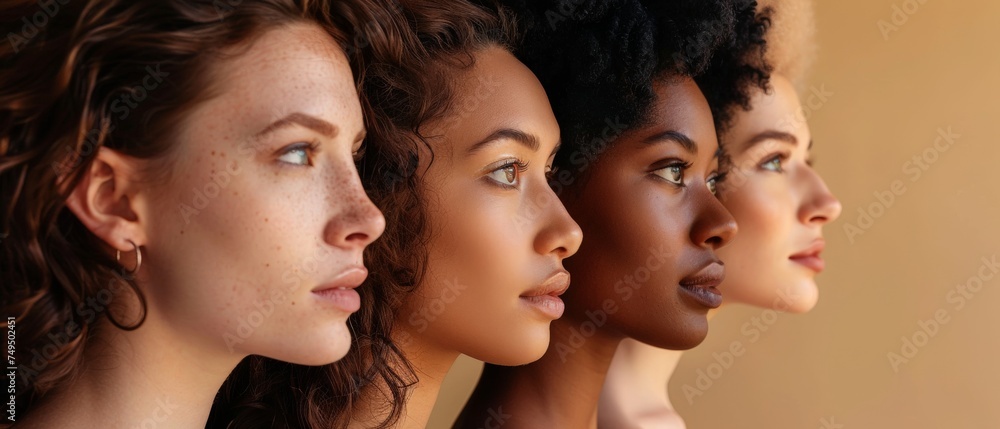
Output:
left=116, top=239, right=142, bottom=274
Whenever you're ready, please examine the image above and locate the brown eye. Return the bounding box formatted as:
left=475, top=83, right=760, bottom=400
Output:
left=485, top=160, right=528, bottom=189
left=487, top=164, right=519, bottom=186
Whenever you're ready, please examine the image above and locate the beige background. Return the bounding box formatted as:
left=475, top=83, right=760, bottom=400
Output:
left=429, top=1, right=1000, bottom=427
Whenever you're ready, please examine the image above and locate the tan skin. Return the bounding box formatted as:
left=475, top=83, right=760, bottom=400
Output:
left=23, top=24, right=384, bottom=428
left=350, top=46, right=582, bottom=429
left=455, top=77, right=737, bottom=429
left=598, top=75, right=843, bottom=429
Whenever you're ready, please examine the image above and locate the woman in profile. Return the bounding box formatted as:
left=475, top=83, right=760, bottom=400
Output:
left=599, top=0, right=843, bottom=427
left=0, top=1, right=385, bottom=427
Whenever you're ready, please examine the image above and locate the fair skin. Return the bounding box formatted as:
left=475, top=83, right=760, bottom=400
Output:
left=21, top=23, right=384, bottom=429
left=351, top=46, right=582, bottom=429
left=598, top=75, right=843, bottom=429
left=456, top=77, right=737, bottom=429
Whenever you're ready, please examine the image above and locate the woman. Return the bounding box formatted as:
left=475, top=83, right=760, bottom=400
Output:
left=210, top=1, right=581, bottom=428
left=0, top=1, right=384, bottom=427
left=599, top=0, right=843, bottom=427
left=454, top=0, right=764, bottom=427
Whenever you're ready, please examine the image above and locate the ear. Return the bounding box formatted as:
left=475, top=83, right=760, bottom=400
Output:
left=64, top=147, right=149, bottom=254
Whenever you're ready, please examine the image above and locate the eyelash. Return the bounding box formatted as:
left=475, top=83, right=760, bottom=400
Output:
left=708, top=170, right=728, bottom=195
left=484, top=158, right=530, bottom=190
left=760, top=152, right=789, bottom=172
left=652, top=160, right=692, bottom=186
left=276, top=141, right=320, bottom=167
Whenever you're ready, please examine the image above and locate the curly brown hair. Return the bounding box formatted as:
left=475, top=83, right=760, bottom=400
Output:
left=208, top=1, right=517, bottom=428
left=0, top=0, right=344, bottom=423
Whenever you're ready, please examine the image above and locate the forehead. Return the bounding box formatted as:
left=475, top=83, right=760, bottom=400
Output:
left=429, top=46, right=558, bottom=147
left=647, top=77, right=717, bottom=138
left=172, top=23, right=362, bottom=141
left=725, top=76, right=810, bottom=154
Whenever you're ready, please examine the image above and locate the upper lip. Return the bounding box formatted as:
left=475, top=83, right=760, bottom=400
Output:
left=521, top=269, right=571, bottom=297
left=790, top=239, right=826, bottom=259
left=311, top=265, right=368, bottom=292
left=679, top=260, right=725, bottom=288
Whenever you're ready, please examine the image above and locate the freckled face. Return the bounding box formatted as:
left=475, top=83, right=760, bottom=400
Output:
left=716, top=75, right=842, bottom=313
left=139, top=23, right=385, bottom=365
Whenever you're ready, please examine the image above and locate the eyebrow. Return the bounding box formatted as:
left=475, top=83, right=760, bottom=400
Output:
left=254, top=112, right=340, bottom=139
left=743, top=130, right=798, bottom=151
left=643, top=130, right=713, bottom=157
left=466, top=128, right=540, bottom=156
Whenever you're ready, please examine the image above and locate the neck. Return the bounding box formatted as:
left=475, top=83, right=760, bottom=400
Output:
left=457, top=314, right=622, bottom=429
left=352, top=327, right=459, bottom=429
left=600, top=339, right=685, bottom=428
left=597, top=307, right=722, bottom=428
left=21, top=314, right=239, bottom=429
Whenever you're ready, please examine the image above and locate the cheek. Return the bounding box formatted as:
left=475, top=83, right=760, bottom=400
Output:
left=719, top=179, right=796, bottom=304
left=142, top=159, right=338, bottom=338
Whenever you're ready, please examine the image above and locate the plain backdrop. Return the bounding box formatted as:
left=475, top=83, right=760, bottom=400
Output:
left=429, top=1, right=1000, bottom=427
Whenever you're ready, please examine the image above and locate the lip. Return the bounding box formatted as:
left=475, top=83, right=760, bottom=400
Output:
left=790, top=240, right=826, bottom=273
left=520, top=270, right=570, bottom=319
left=678, top=261, right=725, bottom=309
left=311, top=265, right=367, bottom=313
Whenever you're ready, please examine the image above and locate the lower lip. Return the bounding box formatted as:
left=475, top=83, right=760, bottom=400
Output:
left=679, top=284, right=723, bottom=309
left=791, top=255, right=825, bottom=272
left=520, top=295, right=565, bottom=319
left=312, top=288, right=361, bottom=313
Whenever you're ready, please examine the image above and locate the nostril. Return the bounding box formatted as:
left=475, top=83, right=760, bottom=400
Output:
left=345, top=232, right=369, bottom=243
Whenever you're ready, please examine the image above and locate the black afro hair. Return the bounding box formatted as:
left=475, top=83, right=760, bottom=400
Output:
left=694, top=0, right=773, bottom=133
left=488, top=0, right=771, bottom=176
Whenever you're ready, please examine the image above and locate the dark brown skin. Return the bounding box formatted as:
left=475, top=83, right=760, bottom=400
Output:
left=455, top=78, right=737, bottom=429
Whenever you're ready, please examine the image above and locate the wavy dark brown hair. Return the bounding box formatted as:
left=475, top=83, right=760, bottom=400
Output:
left=0, top=0, right=344, bottom=423
left=208, top=1, right=517, bottom=428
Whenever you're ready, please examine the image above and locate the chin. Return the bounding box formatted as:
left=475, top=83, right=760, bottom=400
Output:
left=631, top=318, right=709, bottom=351
left=777, top=280, right=820, bottom=313
left=470, top=329, right=550, bottom=366
left=284, top=328, right=353, bottom=366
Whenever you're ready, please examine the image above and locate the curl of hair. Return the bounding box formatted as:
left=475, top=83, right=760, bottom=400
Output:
left=758, top=0, right=816, bottom=91
left=208, top=1, right=516, bottom=428
left=0, top=0, right=338, bottom=423
left=694, top=0, right=773, bottom=134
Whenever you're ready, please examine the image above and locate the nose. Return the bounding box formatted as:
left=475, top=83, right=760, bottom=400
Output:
left=531, top=186, right=583, bottom=260
left=690, top=186, right=737, bottom=250
left=797, top=168, right=842, bottom=226
left=324, top=174, right=386, bottom=250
